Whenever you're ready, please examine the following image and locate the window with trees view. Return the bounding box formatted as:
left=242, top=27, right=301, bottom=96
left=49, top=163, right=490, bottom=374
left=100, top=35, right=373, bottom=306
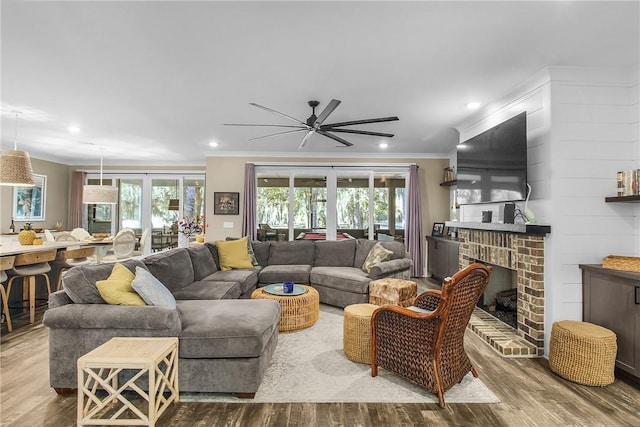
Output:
left=256, top=167, right=407, bottom=241
left=85, top=173, right=204, bottom=243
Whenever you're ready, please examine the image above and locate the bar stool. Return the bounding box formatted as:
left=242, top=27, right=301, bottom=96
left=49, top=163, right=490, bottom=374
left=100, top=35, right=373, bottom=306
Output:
left=6, top=249, right=57, bottom=324
left=51, top=246, right=97, bottom=291
left=0, top=256, right=16, bottom=332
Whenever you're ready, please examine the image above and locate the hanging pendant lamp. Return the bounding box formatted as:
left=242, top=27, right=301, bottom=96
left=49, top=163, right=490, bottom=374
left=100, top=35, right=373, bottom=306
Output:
left=83, top=149, right=117, bottom=204
left=0, top=112, right=35, bottom=186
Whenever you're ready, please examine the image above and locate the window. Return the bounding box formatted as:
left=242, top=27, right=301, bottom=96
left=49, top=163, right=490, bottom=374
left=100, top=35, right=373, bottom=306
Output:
left=84, top=173, right=205, bottom=242
left=255, top=166, right=407, bottom=241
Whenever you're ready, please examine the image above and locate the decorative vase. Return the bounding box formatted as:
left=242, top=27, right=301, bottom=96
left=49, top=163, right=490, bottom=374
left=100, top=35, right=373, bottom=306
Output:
left=18, top=223, right=36, bottom=245
left=178, top=233, right=190, bottom=248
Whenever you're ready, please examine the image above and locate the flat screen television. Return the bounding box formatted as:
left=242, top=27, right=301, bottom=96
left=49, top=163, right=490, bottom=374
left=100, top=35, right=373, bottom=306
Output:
left=456, top=111, right=527, bottom=205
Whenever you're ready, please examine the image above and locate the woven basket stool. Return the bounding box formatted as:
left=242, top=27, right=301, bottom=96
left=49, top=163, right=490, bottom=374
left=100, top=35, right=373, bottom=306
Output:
left=343, top=303, right=378, bottom=364
left=549, top=320, right=617, bottom=386
left=369, top=278, right=417, bottom=307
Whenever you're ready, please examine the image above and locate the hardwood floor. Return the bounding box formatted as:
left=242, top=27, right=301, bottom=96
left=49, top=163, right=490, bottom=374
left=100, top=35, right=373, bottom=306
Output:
left=2, top=283, right=640, bottom=427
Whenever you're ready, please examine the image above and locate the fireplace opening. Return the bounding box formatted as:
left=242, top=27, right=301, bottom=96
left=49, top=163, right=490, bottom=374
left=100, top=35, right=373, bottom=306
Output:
left=477, top=262, right=517, bottom=329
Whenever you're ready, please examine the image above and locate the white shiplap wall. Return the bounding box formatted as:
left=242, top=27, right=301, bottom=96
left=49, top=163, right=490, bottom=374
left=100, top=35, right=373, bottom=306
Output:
left=456, top=66, right=640, bottom=356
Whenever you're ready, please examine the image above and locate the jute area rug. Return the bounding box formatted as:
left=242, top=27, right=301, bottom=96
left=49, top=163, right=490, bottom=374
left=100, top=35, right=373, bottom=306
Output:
left=181, top=304, right=500, bottom=404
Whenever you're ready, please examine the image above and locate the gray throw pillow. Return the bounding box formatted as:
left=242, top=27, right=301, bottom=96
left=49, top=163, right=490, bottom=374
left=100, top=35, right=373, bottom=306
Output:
left=131, top=267, right=177, bottom=309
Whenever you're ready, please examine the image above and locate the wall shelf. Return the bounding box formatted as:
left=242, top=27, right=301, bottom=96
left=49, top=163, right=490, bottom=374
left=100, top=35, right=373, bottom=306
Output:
left=439, top=180, right=457, bottom=187
left=605, top=195, right=640, bottom=203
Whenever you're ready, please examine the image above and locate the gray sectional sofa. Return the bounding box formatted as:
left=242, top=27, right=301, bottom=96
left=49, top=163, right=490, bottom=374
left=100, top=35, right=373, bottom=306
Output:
left=43, top=238, right=411, bottom=395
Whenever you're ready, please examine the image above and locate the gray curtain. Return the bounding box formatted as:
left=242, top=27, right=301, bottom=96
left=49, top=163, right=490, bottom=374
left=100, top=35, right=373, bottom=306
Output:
left=406, top=164, right=424, bottom=277
left=242, top=163, right=257, bottom=239
left=68, top=171, right=86, bottom=229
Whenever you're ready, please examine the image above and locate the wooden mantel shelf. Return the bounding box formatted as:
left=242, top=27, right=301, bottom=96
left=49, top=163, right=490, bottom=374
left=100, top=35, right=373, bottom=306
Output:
left=445, top=221, right=551, bottom=235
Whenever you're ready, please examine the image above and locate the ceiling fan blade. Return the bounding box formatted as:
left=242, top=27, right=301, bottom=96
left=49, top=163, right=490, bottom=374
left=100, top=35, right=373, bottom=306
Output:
left=224, top=123, right=306, bottom=129
left=249, top=103, right=306, bottom=125
left=323, top=116, right=399, bottom=128
left=321, top=128, right=395, bottom=138
left=317, top=130, right=353, bottom=147
left=249, top=128, right=309, bottom=141
left=298, top=130, right=315, bottom=149
left=313, top=99, right=341, bottom=126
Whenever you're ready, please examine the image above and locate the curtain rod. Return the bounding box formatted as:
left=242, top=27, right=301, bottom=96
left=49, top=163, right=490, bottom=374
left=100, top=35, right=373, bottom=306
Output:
left=252, top=162, right=414, bottom=168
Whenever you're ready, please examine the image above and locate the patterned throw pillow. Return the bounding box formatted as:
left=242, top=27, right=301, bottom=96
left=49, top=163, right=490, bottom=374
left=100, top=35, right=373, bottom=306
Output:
left=131, top=267, right=177, bottom=309
left=96, top=263, right=146, bottom=306
left=362, top=243, right=393, bottom=273
left=247, top=239, right=259, bottom=266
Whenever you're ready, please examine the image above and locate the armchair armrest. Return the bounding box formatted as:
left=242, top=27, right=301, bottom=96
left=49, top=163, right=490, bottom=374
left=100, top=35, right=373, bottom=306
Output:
left=43, top=304, right=181, bottom=334
left=369, top=258, right=413, bottom=280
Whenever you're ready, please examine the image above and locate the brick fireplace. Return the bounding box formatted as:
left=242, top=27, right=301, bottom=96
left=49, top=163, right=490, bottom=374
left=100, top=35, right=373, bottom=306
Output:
left=457, top=228, right=546, bottom=357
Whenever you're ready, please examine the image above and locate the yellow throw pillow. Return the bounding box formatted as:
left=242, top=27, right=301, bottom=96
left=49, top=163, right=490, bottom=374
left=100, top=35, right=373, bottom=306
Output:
left=216, top=236, right=254, bottom=271
left=362, top=243, right=394, bottom=273
left=96, top=263, right=146, bottom=306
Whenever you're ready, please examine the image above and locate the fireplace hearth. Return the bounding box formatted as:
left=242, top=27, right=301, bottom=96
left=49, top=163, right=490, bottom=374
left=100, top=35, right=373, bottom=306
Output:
left=459, top=228, right=546, bottom=356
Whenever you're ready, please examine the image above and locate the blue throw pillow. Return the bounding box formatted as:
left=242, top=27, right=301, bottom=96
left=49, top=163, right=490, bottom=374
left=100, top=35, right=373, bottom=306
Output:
left=131, top=267, right=177, bottom=309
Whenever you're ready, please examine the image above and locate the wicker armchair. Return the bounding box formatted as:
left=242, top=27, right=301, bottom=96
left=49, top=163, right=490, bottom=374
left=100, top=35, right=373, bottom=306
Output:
left=371, top=262, right=492, bottom=407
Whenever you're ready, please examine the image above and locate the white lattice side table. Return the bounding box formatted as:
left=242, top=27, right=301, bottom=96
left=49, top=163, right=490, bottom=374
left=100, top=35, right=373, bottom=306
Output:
left=77, top=337, right=179, bottom=427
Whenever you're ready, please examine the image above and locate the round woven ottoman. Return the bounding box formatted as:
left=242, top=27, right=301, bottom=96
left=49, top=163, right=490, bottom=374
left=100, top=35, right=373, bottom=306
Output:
left=343, top=303, right=378, bottom=364
left=549, top=320, right=617, bottom=386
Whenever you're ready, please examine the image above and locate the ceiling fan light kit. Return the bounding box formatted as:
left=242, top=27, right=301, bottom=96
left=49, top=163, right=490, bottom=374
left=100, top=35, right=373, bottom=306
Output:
left=225, top=99, right=398, bottom=149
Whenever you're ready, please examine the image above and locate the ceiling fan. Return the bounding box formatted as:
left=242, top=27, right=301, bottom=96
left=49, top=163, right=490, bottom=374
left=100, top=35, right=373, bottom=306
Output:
left=224, top=99, right=399, bottom=149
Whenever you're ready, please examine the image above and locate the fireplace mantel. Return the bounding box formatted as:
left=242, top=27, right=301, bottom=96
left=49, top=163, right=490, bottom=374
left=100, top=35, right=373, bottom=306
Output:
left=445, top=221, right=551, bottom=235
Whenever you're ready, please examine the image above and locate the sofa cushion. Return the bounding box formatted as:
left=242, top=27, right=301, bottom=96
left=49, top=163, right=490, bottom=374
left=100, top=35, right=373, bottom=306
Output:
left=186, top=244, right=218, bottom=281
left=314, top=239, right=356, bottom=267
left=362, top=242, right=393, bottom=273
left=63, top=259, right=148, bottom=304
left=143, top=249, right=195, bottom=293
left=96, top=263, right=147, bottom=306
left=216, top=237, right=254, bottom=270
left=259, top=264, right=312, bottom=285
left=172, top=281, right=242, bottom=300
left=131, top=266, right=177, bottom=309
left=177, top=299, right=280, bottom=358
left=203, top=269, right=259, bottom=296
left=251, top=241, right=271, bottom=266
left=204, top=242, right=221, bottom=269
left=267, top=241, right=315, bottom=265
left=310, top=266, right=371, bottom=294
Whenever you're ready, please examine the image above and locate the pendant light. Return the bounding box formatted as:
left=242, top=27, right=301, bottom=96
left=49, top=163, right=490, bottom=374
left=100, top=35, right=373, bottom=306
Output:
left=0, top=112, right=35, bottom=186
left=83, top=149, right=118, bottom=204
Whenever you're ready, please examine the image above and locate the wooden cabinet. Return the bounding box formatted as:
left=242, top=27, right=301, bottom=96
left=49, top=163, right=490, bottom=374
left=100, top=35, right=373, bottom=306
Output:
left=580, top=264, right=640, bottom=383
left=426, top=236, right=460, bottom=282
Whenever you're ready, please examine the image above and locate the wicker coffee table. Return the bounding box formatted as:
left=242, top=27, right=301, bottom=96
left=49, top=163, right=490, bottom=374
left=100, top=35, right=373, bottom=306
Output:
left=251, top=284, right=319, bottom=332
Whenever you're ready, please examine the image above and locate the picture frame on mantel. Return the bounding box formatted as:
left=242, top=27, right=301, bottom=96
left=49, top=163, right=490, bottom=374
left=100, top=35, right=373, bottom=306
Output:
left=431, top=222, right=445, bottom=237
left=13, top=174, right=46, bottom=221
left=214, top=192, right=239, bottom=215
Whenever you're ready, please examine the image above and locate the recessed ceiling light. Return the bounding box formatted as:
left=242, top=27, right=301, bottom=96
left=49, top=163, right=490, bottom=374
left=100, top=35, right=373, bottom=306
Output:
left=68, top=125, right=81, bottom=133
left=379, top=142, right=388, bottom=149
left=466, top=102, right=480, bottom=110
left=209, top=141, right=218, bottom=147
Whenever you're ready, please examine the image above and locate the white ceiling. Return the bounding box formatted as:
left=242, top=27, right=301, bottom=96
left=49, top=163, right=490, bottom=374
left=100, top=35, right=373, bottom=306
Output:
left=1, top=1, right=638, bottom=166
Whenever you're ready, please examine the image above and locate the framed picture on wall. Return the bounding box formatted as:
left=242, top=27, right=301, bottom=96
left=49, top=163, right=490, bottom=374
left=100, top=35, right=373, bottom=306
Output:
left=431, top=222, right=445, bottom=237
left=214, top=192, right=240, bottom=215
left=13, top=174, right=47, bottom=221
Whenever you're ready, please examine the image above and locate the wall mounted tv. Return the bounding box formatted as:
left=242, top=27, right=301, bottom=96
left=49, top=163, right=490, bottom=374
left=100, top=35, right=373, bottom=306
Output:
left=456, top=111, right=527, bottom=205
